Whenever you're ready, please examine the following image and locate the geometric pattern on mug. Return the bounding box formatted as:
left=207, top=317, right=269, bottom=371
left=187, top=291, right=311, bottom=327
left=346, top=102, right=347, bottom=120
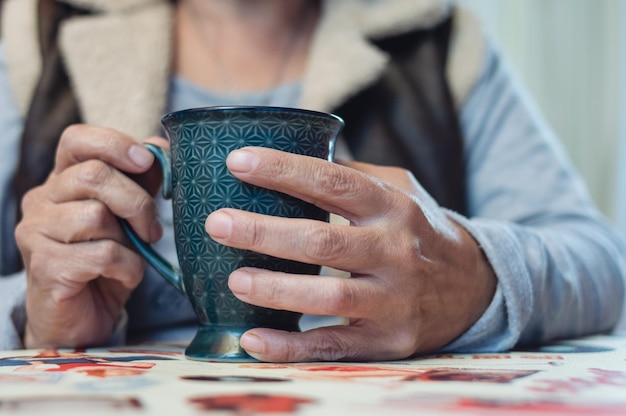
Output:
left=163, top=108, right=341, bottom=326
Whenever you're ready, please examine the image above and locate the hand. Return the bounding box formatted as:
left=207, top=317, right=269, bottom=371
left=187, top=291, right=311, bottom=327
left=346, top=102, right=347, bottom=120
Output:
left=205, top=147, right=497, bottom=362
left=15, top=124, right=166, bottom=348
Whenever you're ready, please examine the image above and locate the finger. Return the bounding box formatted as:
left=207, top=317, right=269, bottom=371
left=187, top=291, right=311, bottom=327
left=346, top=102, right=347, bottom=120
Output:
left=143, top=136, right=169, bottom=149
left=207, top=209, right=386, bottom=272
left=54, top=124, right=155, bottom=174
left=28, top=238, right=145, bottom=296
left=47, top=161, right=162, bottom=242
left=240, top=326, right=410, bottom=362
left=23, top=199, right=125, bottom=244
left=228, top=268, right=379, bottom=318
left=129, top=137, right=171, bottom=196
left=225, top=147, right=402, bottom=221
left=339, top=160, right=423, bottom=195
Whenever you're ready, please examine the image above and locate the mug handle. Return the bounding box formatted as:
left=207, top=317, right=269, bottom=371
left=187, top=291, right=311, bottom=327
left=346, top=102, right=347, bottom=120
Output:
left=119, top=143, right=186, bottom=295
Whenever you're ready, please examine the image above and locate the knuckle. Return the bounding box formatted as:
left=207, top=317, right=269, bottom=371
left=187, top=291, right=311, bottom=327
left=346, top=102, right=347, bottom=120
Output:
left=61, top=124, right=122, bottom=150
left=263, top=276, right=285, bottom=306
left=389, top=328, right=420, bottom=358
left=281, top=347, right=300, bottom=363
left=20, top=185, right=54, bottom=220
left=92, top=242, right=144, bottom=287
left=246, top=216, right=266, bottom=248
left=20, top=187, right=41, bottom=212
left=99, top=129, right=125, bottom=152
left=77, top=160, right=115, bottom=188
left=81, top=200, right=114, bottom=230
left=58, top=124, right=94, bottom=158
left=389, top=191, right=417, bottom=218
left=88, top=243, right=140, bottom=285
left=14, top=221, right=33, bottom=249
left=383, top=224, right=424, bottom=269
left=95, top=240, right=124, bottom=268
left=15, top=215, right=47, bottom=256
left=302, top=223, right=345, bottom=261
left=310, top=332, right=352, bottom=361
left=222, top=212, right=264, bottom=246
left=324, top=280, right=359, bottom=316
left=13, top=222, right=25, bottom=246
left=274, top=334, right=304, bottom=363
left=130, top=192, right=157, bottom=219
left=396, top=234, right=422, bottom=262
left=316, top=163, right=359, bottom=198
left=264, top=151, right=290, bottom=175
left=59, top=123, right=83, bottom=146
left=27, top=249, right=61, bottom=287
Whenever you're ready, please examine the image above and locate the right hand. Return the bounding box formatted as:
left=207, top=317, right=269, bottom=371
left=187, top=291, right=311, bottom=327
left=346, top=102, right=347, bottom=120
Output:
left=15, top=124, right=166, bottom=348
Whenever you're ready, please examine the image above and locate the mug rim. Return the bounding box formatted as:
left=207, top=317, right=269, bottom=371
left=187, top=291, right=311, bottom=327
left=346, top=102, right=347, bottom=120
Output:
left=161, top=105, right=344, bottom=127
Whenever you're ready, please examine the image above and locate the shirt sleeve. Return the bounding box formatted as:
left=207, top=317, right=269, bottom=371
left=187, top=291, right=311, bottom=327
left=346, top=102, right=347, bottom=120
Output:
left=0, top=41, right=31, bottom=350
left=441, top=42, right=626, bottom=352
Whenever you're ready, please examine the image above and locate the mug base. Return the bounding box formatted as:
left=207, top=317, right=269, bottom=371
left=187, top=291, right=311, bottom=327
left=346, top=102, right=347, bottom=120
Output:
left=184, top=324, right=258, bottom=362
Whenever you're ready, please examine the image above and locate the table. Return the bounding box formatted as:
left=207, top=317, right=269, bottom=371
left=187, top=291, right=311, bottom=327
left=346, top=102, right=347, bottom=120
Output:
left=1, top=333, right=625, bottom=415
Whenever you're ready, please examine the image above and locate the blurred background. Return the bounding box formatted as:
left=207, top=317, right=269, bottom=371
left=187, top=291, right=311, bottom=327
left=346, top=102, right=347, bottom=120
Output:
left=455, top=0, right=626, bottom=235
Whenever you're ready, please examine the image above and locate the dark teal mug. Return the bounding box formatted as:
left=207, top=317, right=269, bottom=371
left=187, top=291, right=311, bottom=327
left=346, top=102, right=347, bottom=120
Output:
left=122, top=106, right=344, bottom=361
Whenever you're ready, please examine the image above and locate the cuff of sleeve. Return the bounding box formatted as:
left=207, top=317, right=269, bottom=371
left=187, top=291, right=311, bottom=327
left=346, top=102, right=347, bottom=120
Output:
left=0, top=272, right=27, bottom=350
left=106, top=308, right=128, bottom=347
left=439, top=211, right=533, bottom=352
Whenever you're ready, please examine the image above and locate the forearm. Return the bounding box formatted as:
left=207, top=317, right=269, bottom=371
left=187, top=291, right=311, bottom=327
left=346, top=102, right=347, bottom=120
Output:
left=442, top=212, right=626, bottom=352
left=518, top=218, right=626, bottom=343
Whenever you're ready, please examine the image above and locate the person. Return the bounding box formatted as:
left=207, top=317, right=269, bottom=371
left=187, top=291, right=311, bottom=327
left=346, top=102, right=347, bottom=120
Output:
left=0, top=0, right=624, bottom=362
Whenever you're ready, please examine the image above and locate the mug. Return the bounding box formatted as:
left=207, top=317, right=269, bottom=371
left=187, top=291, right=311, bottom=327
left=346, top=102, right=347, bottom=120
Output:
left=122, top=106, right=344, bottom=362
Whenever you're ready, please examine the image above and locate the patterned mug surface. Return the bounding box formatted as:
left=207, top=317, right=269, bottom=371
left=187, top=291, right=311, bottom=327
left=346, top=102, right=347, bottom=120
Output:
left=123, top=106, right=344, bottom=361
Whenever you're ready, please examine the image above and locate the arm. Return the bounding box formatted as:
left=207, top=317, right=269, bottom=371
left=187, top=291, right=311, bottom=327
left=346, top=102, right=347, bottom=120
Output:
left=443, top=43, right=626, bottom=351
left=201, top=43, right=626, bottom=362
left=16, top=128, right=163, bottom=349
left=0, top=41, right=29, bottom=350
left=0, top=40, right=163, bottom=350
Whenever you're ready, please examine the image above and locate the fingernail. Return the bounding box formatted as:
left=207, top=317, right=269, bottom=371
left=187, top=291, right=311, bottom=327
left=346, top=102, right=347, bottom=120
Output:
left=206, top=211, right=232, bottom=239
left=128, top=145, right=154, bottom=169
left=240, top=333, right=264, bottom=354
left=229, top=270, right=251, bottom=295
left=227, top=149, right=258, bottom=173
left=150, top=217, right=163, bottom=242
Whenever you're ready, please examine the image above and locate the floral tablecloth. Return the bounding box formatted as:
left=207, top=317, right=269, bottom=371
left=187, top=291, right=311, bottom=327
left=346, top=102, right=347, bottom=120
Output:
left=1, top=334, right=625, bottom=415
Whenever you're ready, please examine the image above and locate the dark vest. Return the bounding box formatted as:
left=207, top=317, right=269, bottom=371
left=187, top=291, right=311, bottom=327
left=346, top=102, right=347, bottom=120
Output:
left=3, top=0, right=466, bottom=274
left=335, top=18, right=466, bottom=215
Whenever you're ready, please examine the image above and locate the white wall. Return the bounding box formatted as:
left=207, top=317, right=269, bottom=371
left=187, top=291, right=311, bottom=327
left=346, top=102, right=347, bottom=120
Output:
left=618, top=0, right=626, bottom=237
left=456, top=0, right=626, bottom=222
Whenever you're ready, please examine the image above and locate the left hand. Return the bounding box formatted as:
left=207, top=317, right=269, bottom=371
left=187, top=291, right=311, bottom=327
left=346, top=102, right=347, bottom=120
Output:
left=205, top=147, right=497, bottom=361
